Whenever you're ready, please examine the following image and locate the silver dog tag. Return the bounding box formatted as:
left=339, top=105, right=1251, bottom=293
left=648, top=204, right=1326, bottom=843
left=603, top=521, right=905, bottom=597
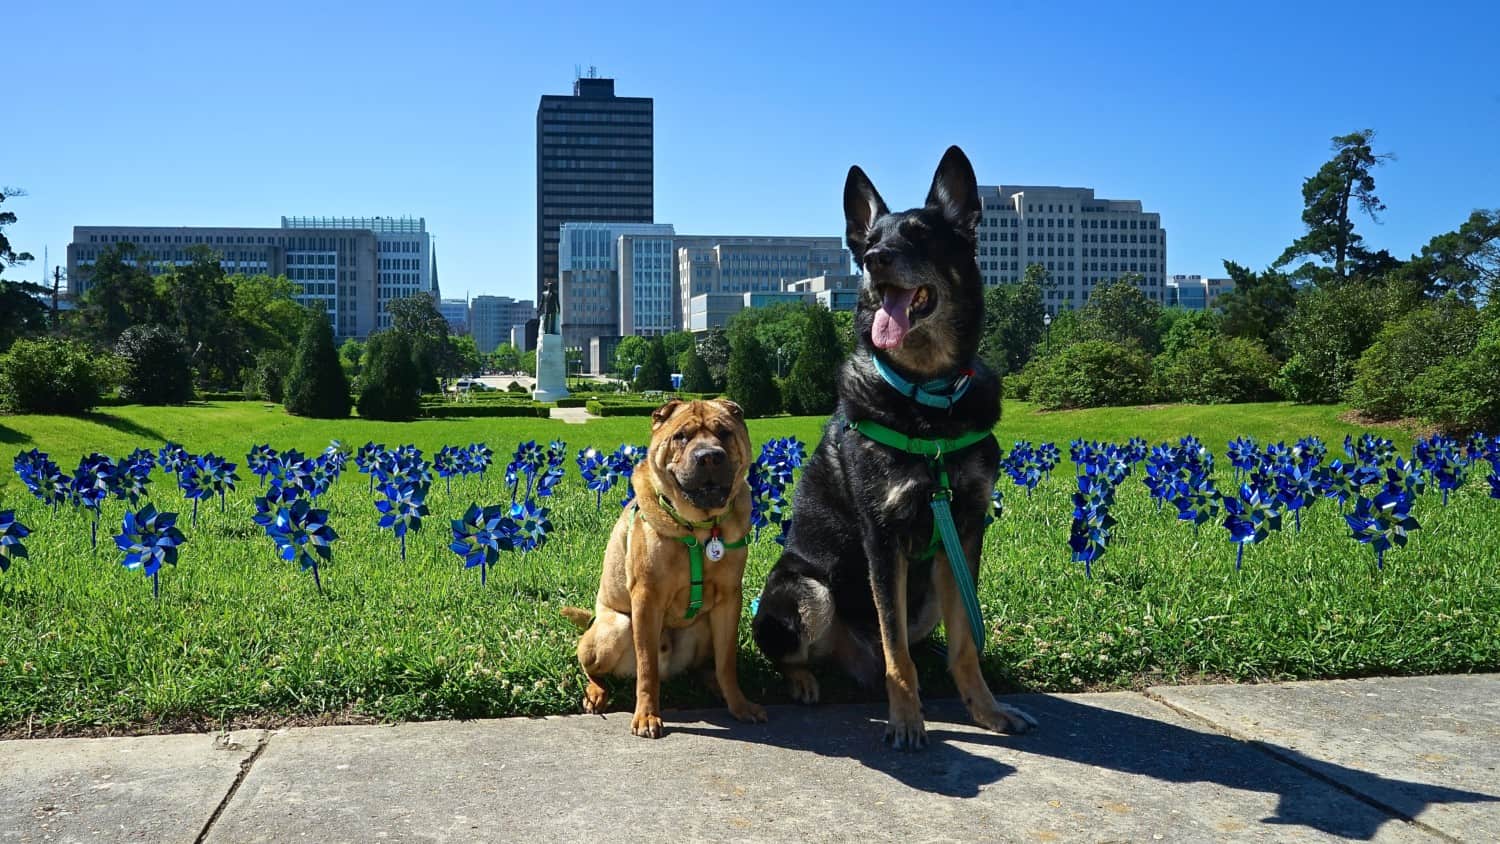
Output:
left=705, top=537, right=726, bottom=562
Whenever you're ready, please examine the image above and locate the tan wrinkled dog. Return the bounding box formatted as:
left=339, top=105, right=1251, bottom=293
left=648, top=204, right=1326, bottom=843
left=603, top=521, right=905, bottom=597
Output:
left=562, top=398, right=767, bottom=738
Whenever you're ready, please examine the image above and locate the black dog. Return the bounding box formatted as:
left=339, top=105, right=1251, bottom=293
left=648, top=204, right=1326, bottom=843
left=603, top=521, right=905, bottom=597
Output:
left=752, top=146, right=1035, bottom=750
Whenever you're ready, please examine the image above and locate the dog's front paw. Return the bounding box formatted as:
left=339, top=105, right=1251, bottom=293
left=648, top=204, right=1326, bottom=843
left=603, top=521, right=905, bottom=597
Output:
left=884, top=707, right=928, bottom=751
left=786, top=668, right=820, bottom=704
left=582, top=679, right=608, bottom=715
left=631, top=711, right=664, bottom=739
left=971, top=699, right=1037, bottom=734
left=728, top=698, right=768, bottom=724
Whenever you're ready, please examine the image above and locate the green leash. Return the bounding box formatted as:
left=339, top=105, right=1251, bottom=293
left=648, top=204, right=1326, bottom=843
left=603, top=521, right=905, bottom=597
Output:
left=635, top=495, right=749, bottom=620
left=847, top=419, right=991, bottom=651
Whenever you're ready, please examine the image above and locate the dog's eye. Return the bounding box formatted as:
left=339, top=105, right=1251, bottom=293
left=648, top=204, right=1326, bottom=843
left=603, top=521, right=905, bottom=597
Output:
left=899, top=220, right=926, bottom=242
left=673, top=431, right=689, bottom=444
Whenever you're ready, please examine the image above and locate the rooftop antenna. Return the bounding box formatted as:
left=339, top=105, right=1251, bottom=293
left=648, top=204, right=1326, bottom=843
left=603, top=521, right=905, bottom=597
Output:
left=588, top=65, right=598, bottom=78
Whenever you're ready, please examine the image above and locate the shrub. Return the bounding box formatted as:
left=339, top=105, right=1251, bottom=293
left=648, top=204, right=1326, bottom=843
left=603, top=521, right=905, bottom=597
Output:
left=0, top=337, right=115, bottom=414
left=357, top=332, right=422, bottom=421
left=1028, top=340, right=1152, bottom=410
left=422, top=404, right=550, bottom=419
left=507, top=381, right=527, bottom=394
left=1407, top=319, right=1500, bottom=432
left=115, top=324, right=194, bottom=405
left=1348, top=298, right=1483, bottom=420
left=283, top=312, right=351, bottom=419
left=1276, top=280, right=1405, bottom=404
left=586, top=401, right=657, bottom=417
left=1152, top=335, right=1279, bottom=405
left=726, top=331, right=779, bottom=418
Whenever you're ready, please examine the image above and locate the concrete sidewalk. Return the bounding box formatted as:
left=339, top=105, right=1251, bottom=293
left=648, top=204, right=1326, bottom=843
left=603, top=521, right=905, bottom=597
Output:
left=3, top=675, right=1496, bottom=843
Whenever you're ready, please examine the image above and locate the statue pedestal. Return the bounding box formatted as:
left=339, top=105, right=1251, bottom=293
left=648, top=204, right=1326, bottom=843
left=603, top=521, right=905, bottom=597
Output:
left=532, top=332, right=570, bottom=402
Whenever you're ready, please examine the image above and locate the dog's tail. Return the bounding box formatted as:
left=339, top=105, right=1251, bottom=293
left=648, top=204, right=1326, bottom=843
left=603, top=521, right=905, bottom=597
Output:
left=560, top=606, right=593, bottom=630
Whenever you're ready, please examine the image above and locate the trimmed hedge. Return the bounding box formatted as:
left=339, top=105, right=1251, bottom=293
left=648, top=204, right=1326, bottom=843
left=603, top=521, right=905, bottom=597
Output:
left=553, top=397, right=587, bottom=408
left=586, top=401, right=657, bottom=417
left=422, top=404, right=552, bottom=419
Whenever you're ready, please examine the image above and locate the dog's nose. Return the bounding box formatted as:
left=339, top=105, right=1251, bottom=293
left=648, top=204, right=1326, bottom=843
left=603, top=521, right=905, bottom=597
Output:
left=865, top=246, right=893, bottom=270
left=693, top=447, right=726, bottom=468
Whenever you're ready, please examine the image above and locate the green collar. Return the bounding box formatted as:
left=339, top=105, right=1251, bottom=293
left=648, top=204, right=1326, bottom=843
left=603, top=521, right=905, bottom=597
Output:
left=847, top=419, right=992, bottom=458
left=634, top=499, right=749, bottom=620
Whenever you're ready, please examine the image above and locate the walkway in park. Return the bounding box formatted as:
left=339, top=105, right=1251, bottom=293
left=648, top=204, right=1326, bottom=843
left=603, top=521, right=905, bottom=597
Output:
left=3, top=674, right=1497, bottom=842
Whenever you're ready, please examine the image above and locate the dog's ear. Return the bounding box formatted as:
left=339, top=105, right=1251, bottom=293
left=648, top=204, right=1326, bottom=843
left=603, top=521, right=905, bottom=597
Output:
left=651, top=399, right=684, bottom=431
left=844, top=165, right=889, bottom=266
left=925, top=145, right=981, bottom=239
left=714, top=398, right=745, bottom=422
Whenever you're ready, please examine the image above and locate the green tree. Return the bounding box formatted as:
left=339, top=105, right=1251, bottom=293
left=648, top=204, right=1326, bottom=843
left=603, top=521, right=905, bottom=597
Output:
left=230, top=273, right=306, bottom=354
left=632, top=337, right=672, bottom=391
left=520, top=349, right=537, bottom=375
left=698, top=327, right=731, bottom=388
left=0, top=187, right=48, bottom=351
left=728, top=302, right=813, bottom=376
left=338, top=338, right=364, bottom=384
left=283, top=309, right=351, bottom=419
left=979, top=264, right=1047, bottom=374
left=357, top=331, right=422, bottom=420
left=680, top=345, right=715, bottom=393
left=661, top=331, right=694, bottom=369
left=1276, top=130, right=1394, bottom=284
left=158, top=246, right=242, bottom=386
left=726, top=331, right=779, bottom=418
left=832, top=310, right=856, bottom=356
left=489, top=342, right=521, bottom=374
left=246, top=349, right=292, bottom=402
left=1079, top=276, right=1162, bottom=352
left=783, top=305, right=841, bottom=415
left=1274, top=279, right=1408, bottom=403
left=116, top=324, right=194, bottom=404
left=448, top=334, right=482, bottom=378
left=1407, top=313, right=1500, bottom=433
left=387, top=293, right=449, bottom=392
left=79, top=242, right=164, bottom=344
left=1216, top=261, right=1298, bottom=359
left=612, top=335, right=652, bottom=379
left=1393, top=210, right=1500, bottom=302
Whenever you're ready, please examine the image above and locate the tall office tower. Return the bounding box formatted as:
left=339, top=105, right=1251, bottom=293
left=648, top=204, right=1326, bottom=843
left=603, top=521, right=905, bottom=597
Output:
left=536, top=73, right=653, bottom=313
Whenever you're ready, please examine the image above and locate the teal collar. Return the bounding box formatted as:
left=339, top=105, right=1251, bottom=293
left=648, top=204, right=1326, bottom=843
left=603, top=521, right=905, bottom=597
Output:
left=871, top=355, right=974, bottom=409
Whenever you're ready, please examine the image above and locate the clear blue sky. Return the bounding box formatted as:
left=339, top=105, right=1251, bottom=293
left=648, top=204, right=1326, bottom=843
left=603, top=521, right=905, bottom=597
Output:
left=10, top=1, right=1498, bottom=301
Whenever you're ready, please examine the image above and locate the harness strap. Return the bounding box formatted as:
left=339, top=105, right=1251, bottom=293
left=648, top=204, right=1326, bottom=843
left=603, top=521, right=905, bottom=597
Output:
left=845, top=419, right=989, bottom=651
left=872, top=355, right=975, bottom=409
left=630, top=503, right=749, bottom=620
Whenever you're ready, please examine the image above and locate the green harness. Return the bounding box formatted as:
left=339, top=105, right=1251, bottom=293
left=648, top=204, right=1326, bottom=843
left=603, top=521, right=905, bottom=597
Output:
left=632, top=494, right=749, bottom=620
left=846, top=419, right=991, bottom=651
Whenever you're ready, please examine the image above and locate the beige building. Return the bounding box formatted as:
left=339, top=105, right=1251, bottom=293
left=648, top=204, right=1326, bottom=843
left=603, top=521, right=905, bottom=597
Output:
left=676, top=236, right=848, bottom=329
left=977, top=185, right=1166, bottom=314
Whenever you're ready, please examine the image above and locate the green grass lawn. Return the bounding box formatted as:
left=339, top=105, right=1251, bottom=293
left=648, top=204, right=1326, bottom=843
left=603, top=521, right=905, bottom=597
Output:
left=1, top=400, right=1496, bottom=736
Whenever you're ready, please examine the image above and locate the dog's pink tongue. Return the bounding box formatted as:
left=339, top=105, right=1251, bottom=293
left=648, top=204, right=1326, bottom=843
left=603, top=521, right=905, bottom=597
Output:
left=872, top=288, right=916, bottom=350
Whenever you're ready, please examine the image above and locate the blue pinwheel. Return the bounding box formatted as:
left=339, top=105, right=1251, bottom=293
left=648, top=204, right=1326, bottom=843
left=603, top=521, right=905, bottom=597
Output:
left=1345, top=488, right=1421, bottom=570
left=73, top=453, right=119, bottom=548
left=0, top=510, right=29, bottom=573
left=1005, top=442, right=1043, bottom=497
left=246, top=445, right=278, bottom=487
left=157, top=442, right=191, bottom=475
left=375, top=481, right=429, bottom=561
left=114, top=504, right=187, bottom=599
left=268, top=499, right=338, bottom=593
left=610, top=444, right=648, bottom=506
left=1316, top=460, right=1360, bottom=510
left=1415, top=436, right=1469, bottom=506
left=1275, top=463, right=1318, bottom=532
left=508, top=499, right=554, bottom=552
left=1227, top=436, right=1259, bottom=482
left=449, top=503, right=511, bottom=585
left=110, top=457, right=152, bottom=505
left=1068, top=474, right=1117, bottom=578
left=434, top=446, right=460, bottom=494
left=1171, top=475, right=1221, bottom=533
left=576, top=447, right=617, bottom=509
left=1222, top=482, right=1281, bottom=570
left=198, top=454, right=239, bottom=512
left=467, top=443, right=494, bottom=478
left=990, top=485, right=1004, bottom=521
left=177, top=464, right=211, bottom=526
left=1489, top=471, right=1500, bottom=500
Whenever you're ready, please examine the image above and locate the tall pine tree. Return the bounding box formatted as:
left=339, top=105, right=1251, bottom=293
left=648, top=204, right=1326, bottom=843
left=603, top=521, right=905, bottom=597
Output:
left=283, top=308, right=351, bottom=418
left=784, top=305, right=841, bottom=415
left=727, top=331, right=778, bottom=418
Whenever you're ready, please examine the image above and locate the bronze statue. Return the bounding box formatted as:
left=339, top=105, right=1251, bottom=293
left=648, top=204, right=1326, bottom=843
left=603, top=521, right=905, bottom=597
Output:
left=539, top=280, right=560, bottom=336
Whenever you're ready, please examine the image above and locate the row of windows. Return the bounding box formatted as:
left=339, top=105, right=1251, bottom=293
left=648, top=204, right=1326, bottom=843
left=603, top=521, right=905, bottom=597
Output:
left=539, top=135, right=652, bottom=147
left=377, top=240, right=422, bottom=253
left=287, top=252, right=336, bottom=265
left=84, top=233, right=360, bottom=251
left=379, top=258, right=421, bottom=270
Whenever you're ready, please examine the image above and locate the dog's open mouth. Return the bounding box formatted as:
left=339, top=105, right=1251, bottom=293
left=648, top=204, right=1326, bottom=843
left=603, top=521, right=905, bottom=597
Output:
left=872, top=284, right=937, bottom=350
